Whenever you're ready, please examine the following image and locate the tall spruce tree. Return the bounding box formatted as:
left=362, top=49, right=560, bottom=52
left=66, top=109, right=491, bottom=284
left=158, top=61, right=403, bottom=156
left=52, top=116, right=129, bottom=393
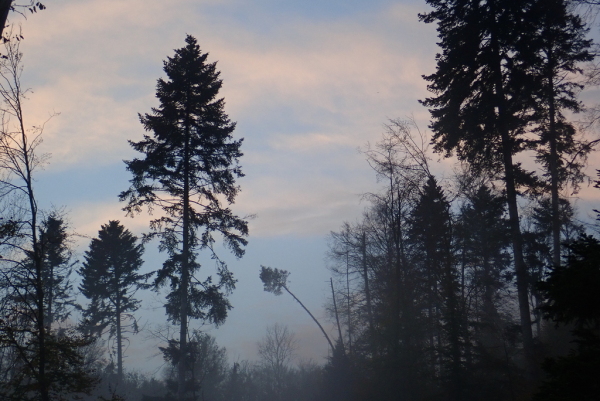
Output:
left=409, top=176, right=465, bottom=401
left=420, top=0, right=539, bottom=372
left=120, top=35, right=248, bottom=400
left=523, top=0, right=593, bottom=268
left=78, top=220, right=147, bottom=384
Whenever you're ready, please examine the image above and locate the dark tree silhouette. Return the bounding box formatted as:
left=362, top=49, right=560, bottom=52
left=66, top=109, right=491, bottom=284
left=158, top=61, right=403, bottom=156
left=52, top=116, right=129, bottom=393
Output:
left=523, top=0, right=593, bottom=268
left=160, top=330, right=228, bottom=401
left=524, top=197, right=584, bottom=336
left=410, top=176, right=466, bottom=401
left=11, top=213, right=76, bottom=328
left=456, top=185, right=511, bottom=327
left=39, top=213, right=75, bottom=326
left=120, top=35, right=248, bottom=400
left=420, top=0, right=540, bottom=372
left=326, top=124, right=434, bottom=400
left=534, top=234, right=600, bottom=400
left=455, top=183, right=518, bottom=400
left=78, top=220, right=147, bottom=384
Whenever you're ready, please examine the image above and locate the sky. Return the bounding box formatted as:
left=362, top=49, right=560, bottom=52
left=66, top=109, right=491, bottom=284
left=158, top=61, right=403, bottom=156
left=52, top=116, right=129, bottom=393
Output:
left=6, top=0, right=600, bottom=376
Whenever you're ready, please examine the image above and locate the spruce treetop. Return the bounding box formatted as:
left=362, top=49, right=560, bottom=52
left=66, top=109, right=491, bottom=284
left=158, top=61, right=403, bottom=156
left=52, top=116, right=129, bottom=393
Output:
left=120, top=34, right=248, bottom=260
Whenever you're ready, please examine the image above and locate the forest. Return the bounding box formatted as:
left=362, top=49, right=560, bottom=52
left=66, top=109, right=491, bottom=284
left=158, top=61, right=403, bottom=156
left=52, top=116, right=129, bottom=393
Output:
left=1, top=0, right=600, bottom=400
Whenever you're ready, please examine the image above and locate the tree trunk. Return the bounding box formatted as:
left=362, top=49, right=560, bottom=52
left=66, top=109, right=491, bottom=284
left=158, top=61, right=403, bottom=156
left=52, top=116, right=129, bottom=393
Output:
left=489, top=0, right=535, bottom=377
left=345, top=253, right=352, bottom=354
left=284, top=285, right=334, bottom=352
left=361, top=232, right=375, bottom=355
left=392, top=186, right=403, bottom=362
left=0, top=0, right=12, bottom=38
left=178, top=106, right=192, bottom=401
left=18, top=82, right=49, bottom=401
left=331, top=278, right=345, bottom=354
left=46, top=265, right=54, bottom=327
left=35, top=249, right=48, bottom=401
left=547, top=49, right=561, bottom=268
left=116, top=290, right=123, bottom=385
left=501, top=140, right=535, bottom=364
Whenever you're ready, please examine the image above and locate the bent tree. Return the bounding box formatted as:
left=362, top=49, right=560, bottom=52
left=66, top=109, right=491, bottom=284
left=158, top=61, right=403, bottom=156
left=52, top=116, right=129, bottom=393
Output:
left=260, top=266, right=335, bottom=352
left=120, top=35, right=248, bottom=401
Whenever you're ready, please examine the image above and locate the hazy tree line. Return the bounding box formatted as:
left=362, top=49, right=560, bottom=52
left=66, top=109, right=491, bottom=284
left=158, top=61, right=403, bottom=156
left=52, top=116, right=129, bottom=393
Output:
left=1, top=0, right=600, bottom=400
left=325, top=120, right=589, bottom=401
left=321, top=0, right=600, bottom=399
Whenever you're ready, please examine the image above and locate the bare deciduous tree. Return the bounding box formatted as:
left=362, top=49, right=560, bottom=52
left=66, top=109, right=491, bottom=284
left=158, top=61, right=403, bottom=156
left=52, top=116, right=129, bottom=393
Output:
left=257, top=324, right=298, bottom=401
left=0, top=31, right=94, bottom=401
left=258, top=323, right=297, bottom=373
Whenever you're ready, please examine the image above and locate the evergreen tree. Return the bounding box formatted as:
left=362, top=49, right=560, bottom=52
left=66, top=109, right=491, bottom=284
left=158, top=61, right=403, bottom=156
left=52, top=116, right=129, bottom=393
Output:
left=11, top=213, right=75, bottom=328
left=524, top=197, right=584, bottom=335
left=409, top=176, right=465, bottom=401
left=456, top=185, right=511, bottom=327
left=78, top=220, right=147, bottom=384
left=534, top=235, right=600, bottom=400
left=120, top=35, right=248, bottom=400
left=523, top=0, right=593, bottom=268
left=420, top=0, right=539, bottom=371
left=455, top=185, right=517, bottom=400
left=39, top=213, right=75, bottom=326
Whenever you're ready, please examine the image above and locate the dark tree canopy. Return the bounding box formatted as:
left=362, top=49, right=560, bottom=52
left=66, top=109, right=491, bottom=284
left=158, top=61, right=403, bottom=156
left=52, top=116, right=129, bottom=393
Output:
left=120, top=34, right=247, bottom=324
left=534, top=234, right=600, bottom=400
left=78, top=220, right=147, bottom=382
left=39, top=213, right=75, bottom=326
left=12, top=213, right=75, bottom=327
left=538, top=235, right=600, bottom=331
left=79, top=220, right=146, bottom=335
left=419, top=0, right=533, bottom=173
left=119, top=35, right=247, bottom=312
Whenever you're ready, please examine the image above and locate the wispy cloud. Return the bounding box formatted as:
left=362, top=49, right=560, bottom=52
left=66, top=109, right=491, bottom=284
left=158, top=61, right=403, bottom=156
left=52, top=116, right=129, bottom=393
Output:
left=15, top=0, right=438, bottom=241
